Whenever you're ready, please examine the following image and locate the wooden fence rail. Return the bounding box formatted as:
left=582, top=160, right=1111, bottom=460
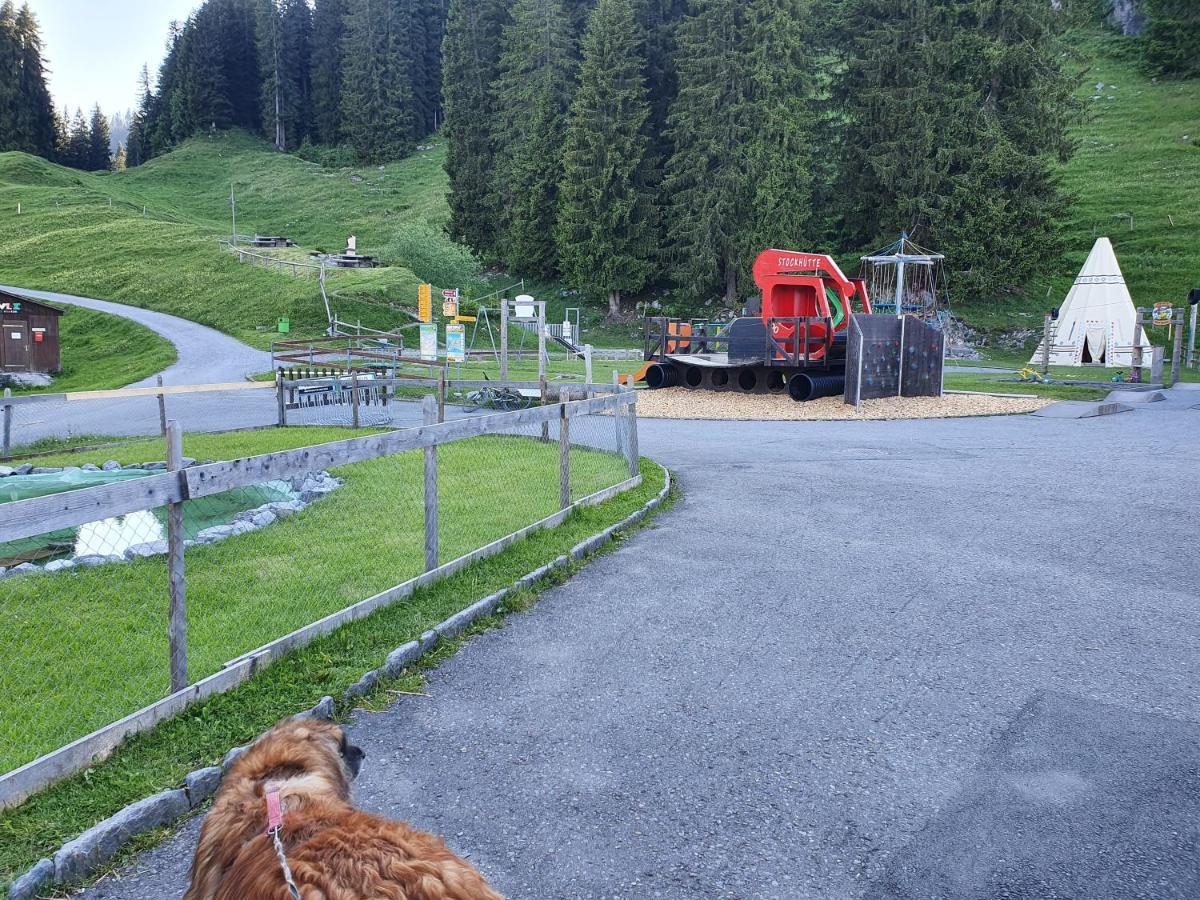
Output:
left=0, top=387, right=640, bottom=808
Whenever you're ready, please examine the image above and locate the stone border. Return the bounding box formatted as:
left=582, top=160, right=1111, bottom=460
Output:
left=7, top=465, right=670, bottom=900
left=0, top=466, right=342, bottom=579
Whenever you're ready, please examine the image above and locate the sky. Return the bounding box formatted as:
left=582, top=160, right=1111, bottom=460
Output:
left=24, top=0, right=201, bottom=116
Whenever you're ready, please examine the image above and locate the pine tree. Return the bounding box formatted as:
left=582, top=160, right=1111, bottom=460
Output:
left=662, top=0, right=754, bottom=306
left=280, top=0, right=313, bottom=144
left=340, top=0, right=416, bottom=163
left=62, top=107, right=90, bottom=169
left=833, top=0, right=1077, bottom=296
left=442, top=0, right=508, bottom=255
left=557, top=0, right=659, bottom=316
left=742, top=0, right=818, bottom=262
left=112, top=143, right=128, bottom=171
left=493, top=0, right=577, bottom=275
left=310, top=0, right=347, bottom=143
left=257, top=0, right=286, bottom=148
left=0, top=3, right=57, bottom=157
left=1143, top=0, right=1200, bottom=78
left=87, top=103, right=112, bottom=170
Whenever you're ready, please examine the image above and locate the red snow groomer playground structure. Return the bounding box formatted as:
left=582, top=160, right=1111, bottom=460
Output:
left=637, top=249, right=873, bottom=401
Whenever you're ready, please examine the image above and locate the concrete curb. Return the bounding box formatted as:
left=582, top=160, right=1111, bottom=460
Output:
left=6, top=464, right=670, bottom=899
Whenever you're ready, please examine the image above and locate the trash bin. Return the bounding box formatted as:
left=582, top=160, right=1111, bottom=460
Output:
left=278, top=317, right=290, bottom=334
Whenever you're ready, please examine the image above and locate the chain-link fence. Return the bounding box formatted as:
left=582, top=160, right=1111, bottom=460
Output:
left=0, top=386, right=638, bottom=805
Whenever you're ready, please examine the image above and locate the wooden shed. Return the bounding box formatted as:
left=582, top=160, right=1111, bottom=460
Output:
left=0, top=289, right=62, bottom=374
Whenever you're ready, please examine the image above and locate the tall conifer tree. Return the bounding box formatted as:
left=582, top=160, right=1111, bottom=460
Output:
left=442, top=0, right=508, bottom=255
left=310, top=0, right=347, bottom=143
left=493, top=0, right=576, bottom=275
left=86, top=103, right=111, bottom=170
left=557, top=0, right=659, bottom=316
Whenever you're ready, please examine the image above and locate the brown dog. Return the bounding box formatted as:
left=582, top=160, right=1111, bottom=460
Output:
left=185, top=717, right=502, bottom=900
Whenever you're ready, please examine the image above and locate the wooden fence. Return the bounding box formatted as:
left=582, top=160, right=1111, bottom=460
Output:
left=0, top=388, right=639, bottom=808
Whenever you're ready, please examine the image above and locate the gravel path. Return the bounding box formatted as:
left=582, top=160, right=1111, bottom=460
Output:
left=73, top=389, right=1200, bottom=899
left=635, top=387, right=1048, bottom=420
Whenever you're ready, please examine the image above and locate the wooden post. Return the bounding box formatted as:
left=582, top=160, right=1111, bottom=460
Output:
left=166, top=420, right=188, bottom=694
left=1170, top=310, right=1184, bottom=386
left=559, top=403, right=571, bottom=509
left=500, top=299, right=509, bottom=381
left=538, top=301, right=549, bottom=442
left=156, top=375, right=168, bottom=437
left=2, top=387, right=11, bottom=460
left=422, top=395, right=438, bottom=572
left=1041, top=315, right=1052, bottom=376
left=624, top=385, right=639, bottom=478
left=350, top=372, right=360, bottom=429
left=437, top=369, right=446, bottom=423
left=584, top=343, right=593, bottom=396
left=1188, top=301, right=1198, bottom=369
left=1131, top=310, right=1145, bottom=383
left=276, top=370, right=287, bottom=427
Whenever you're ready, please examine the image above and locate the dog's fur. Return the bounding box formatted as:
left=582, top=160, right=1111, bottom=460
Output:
left=185, top=718, right=502, bottom=900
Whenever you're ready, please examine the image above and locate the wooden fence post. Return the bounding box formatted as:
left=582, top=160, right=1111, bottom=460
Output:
left=423, top=395, right=439, bottom=572
left=166, top=420, right=188, bottom=694
left=350, top=372, right=361, bottom=429
left=156, top=375, right=168, bottom=437
left=1041, top=315, right=1052, bottom=377
left=2, top=387, right=11, bottom=460
left=559, top=402, right=571, bottom=509
left=1132, top=310, right=1145, bottom=383
left=1170, top=310, right=1184, bottom=386
left=624, top=386, right=639, bottom=478
left=437, top=369, right=446, bottom=423
left=500, top=299, right=509, bottom=382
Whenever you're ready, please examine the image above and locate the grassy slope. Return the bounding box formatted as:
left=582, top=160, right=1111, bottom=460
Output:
left=954, top=30, right=1200, bottom=348
left=8, top=305, right=176, bottom=394
left=0, top=136, right=477, bottom=349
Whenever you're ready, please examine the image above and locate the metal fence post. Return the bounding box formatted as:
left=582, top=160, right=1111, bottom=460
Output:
left=1041, top=314, right=1052, bottom=377
left=2, top=387, right=11, bottom=459
left=584, top=344, right=593, bottom=395
left=156, top=375, right=168, bottom=437
left=166, top=420, right=188, bottom=694
left=1132, top=310, right=1145, bottom=383
left=350, top=372, right=361, bottom=430
left=500, top=299, right=509, bottom=382
left=276, top=370, right=287, bottom=427
left=613, top=370, right=627, bottom=454
left=624, top=386, right=639, bottom=478
left=539, top=301, right=549, bottom=443
left=423, top=395, right=439, bottom=572
left=437, top=369, right=446, bottom=424
left=559, top=402, right=571, bottom=509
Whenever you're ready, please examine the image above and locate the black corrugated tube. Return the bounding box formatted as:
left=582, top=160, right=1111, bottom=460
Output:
left=645, top=363, right=680, bottom=389
left=789, top=372, right=845, bottom=402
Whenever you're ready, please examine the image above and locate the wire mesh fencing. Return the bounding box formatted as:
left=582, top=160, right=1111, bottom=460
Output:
left=0, top=387, right=639, bottom=804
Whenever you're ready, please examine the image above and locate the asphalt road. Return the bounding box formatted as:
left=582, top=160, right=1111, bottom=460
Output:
left=74, top=388, right=1200, bottom=899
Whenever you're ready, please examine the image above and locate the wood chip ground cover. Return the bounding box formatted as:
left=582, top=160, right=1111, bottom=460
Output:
left=634, top=389, right=1050, bottom=421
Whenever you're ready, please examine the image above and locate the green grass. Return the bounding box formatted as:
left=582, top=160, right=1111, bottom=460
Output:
left=955, top=29, right=1200, bottom=348
left=0, top=424, right=630, bottom=776
left=7, top=305, right=177, bottom=395
left=0, top=134, right=481, bottom=350
left=0, top=444, right=665, bottom=892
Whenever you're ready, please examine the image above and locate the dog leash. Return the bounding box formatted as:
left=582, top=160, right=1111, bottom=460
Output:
left=265, top=789, right=303, bottom=900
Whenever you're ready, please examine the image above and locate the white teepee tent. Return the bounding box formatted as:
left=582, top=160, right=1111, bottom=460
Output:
left=1029, top=237, right=1152, bottom=368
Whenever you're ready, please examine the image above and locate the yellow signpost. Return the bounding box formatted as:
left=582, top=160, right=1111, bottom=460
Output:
left=418, top=283, right=432, bottom=323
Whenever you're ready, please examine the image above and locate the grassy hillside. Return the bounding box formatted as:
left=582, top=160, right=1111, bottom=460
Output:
left=0, top=136, right=479, bottom=350
left=954, top=30, right=1200, bottom=348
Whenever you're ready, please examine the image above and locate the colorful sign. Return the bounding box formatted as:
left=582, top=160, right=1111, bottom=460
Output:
left=1152, top=302, right=1173, bottom=326
left=442, top=299, right=458, bottom=319
left=419, top=323, right=438, bottom=361
left=442, top=288, right=459, bottom=300
left=418, top=283, right=432, bottom=323
left=445, top=324, right=466, bottom=363
left=0, top=301, right=21, bottom=314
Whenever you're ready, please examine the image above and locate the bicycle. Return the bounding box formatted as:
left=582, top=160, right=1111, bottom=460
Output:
left=461, top=374, right=535, bottom=412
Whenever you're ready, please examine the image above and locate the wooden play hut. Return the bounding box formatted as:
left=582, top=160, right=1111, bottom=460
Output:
left=0, top=289, right=62, bottom=374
